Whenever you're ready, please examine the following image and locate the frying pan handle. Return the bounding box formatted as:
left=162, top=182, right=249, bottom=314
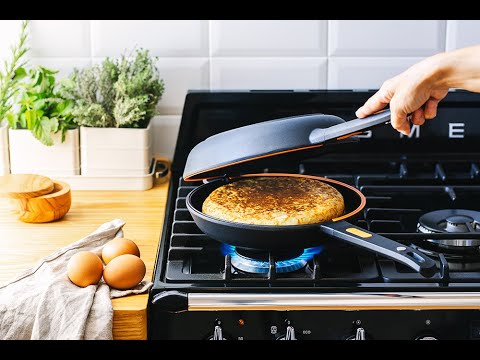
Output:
left=320, top=220, right=437, bottom=278
left=309, top=109, right=391, bottom=144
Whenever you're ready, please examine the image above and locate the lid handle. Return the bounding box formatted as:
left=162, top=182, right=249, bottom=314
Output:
left=309, top=109, right=391, bottom=144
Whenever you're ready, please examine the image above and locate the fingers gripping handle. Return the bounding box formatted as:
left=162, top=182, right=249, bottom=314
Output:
left=320, top=220, right=437, bottom=278
left=309, top=109, right=391, bottom=144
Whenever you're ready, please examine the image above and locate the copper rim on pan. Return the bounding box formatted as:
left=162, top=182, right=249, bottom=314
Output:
left=216, top=173, right=367, bottom=223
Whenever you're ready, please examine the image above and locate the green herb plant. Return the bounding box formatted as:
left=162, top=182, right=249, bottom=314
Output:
left=62, top=48, right=164, bottom=128
left=7, top=66, right=75, bottom=146
left=0, top=20, right=29, bottom=126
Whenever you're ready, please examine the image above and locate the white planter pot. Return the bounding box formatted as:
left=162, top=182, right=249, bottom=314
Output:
left=0, top=123, right=9, bottom=175
left=80, top=122, right=152, bottom=176
left=9, top=128, right=80, bottom=176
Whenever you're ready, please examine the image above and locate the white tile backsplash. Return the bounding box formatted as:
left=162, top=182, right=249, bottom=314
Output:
left=446, top=20, right=480, bottom=50
left=156, top=58, right=209, bottom=115
left=329, top=20, right=446, bottom=57
left=0, top=20, right=23, bottom=61
left=211, top=20, right=327, bottom=57
left=91, top=20, right=208, bottom=57
left=328, top=57, right=422, bottom=89
left=0, top=19, right=476, bottom=159
left=151, top=115, right=181, bottom=160
left=30, top=20, right=90, bottom=57
left=29, top=58, right=91, bottom=79
left=211, top=58, right=327, bottom=89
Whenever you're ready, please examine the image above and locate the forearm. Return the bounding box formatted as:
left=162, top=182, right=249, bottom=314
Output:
left=433, top=45, right=480, bottom=92
left=356, top=44, right=480, bottom=135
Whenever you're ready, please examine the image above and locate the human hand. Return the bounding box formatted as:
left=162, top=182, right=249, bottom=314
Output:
left=355, top=55, right=449, bottom=135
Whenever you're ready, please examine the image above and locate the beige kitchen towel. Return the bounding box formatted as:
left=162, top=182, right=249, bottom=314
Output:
left=0, top=219, right=152, bottom=340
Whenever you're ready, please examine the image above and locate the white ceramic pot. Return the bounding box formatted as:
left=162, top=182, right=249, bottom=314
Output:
left=0, top=122, right=9, bottom=175
left=80, top=121, right=152, bottom=176
left=9, top=128, right=80, bottom=176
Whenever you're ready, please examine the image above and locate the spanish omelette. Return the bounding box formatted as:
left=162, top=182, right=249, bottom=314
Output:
left=202, top=176, right=345, bottom=226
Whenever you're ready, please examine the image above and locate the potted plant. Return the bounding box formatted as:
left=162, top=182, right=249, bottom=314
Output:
left=0, top=20, right=28, bottom=175
left=63, top=49, right=164, bottom=176
left=7, top=66, right=79, bottom=176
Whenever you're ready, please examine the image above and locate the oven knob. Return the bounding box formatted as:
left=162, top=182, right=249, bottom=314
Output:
left=209, top=325, right=227, bottom=340
left=347, top=327, right=366, bottom=340
left=208, top=321, right=227, bottom=340
left=276, top=325, right=297, bottom=340
left=416, top=335, right=438, bottom=340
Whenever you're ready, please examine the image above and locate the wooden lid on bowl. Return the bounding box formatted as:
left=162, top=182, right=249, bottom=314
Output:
left=0, top=174, right=54, bottom=199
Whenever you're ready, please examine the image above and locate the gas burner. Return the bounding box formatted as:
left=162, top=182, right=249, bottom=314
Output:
left=221, top=244, right=323, bottom=274
left=417, top=209, right=480, bottom=249
left=410, top=243, right=480, bottom=271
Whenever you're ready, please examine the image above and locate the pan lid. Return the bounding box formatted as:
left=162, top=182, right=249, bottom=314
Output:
left=183, top=113, right=348, bottom=181
left=183, top=110, right=391, bottom=181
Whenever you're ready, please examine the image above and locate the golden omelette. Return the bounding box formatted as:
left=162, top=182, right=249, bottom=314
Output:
left=202, top=177, right=345, bottom=226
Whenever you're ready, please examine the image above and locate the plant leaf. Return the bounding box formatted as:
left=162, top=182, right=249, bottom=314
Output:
left=60, top=100, right=73, bottom=115
left=33, top=99, right=45, bottom=110
left=25, top=109, right=34, bottom=129
left=33, top=70, right=43, bottom=87
left=19, top=112, right=26, bottom=128
left=13, top=67, right=26, bottom=81
left=6, top=112, right=17, bottom=129
left=40, top=66, right=59, bottom=75
left=31, top=117, right=59, bottom=146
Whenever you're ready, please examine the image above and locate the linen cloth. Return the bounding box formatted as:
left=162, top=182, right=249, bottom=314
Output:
left=0, top=218, right=152, bottom=339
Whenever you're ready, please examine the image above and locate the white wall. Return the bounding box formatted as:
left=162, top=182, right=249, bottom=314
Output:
left=1, top=20, right=479, bottom=159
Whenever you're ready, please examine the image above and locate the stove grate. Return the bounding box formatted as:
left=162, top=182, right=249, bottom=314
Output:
left=164, top=155, right=480, bottom=284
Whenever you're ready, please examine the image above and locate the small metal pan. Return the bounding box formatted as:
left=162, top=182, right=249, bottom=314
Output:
left=186, top=173, right=437, bottom=278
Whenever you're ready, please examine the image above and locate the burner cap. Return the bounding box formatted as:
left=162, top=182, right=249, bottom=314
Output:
left=235, top=247, right=304, bottom=262
left=446, top=215, right=473, bottom=223
left=446, top=215, right=474, bottom=231
left=221, top=244, right=323, bottom=274
left=417, top=209, right=480, bottom=248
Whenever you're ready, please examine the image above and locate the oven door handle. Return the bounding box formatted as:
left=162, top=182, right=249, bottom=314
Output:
left=187, top=292, right=480, bottom=311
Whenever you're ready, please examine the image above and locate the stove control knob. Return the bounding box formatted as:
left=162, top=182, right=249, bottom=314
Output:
left=285, top=325, right=297, bottom=340
left=354, top=327, right=366, bottom=340
left=347, top=327, right=366, bottom=340
left=416, top=335, right=438, bottom=340
left=209, top=323, right=227, bottom=340
left=277, top=325, right=297, bottom=340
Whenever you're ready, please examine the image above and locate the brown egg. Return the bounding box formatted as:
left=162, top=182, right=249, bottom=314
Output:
left=103, top=254, right=146, bottom=290
left=67, top=251, right=104, bottom=287
left=101, top=238, right=140, bottom=264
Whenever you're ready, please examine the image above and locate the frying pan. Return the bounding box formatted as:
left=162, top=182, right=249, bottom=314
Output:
left=186, top=173, right=437, bottom=277
left=183, top=109, right=437, bottom=277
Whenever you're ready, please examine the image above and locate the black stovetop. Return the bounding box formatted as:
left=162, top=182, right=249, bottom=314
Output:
left=150, top=90, right=480, bottom=296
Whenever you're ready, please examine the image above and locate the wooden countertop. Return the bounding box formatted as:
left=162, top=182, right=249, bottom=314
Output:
left=0, top=175, right=170, bottom=340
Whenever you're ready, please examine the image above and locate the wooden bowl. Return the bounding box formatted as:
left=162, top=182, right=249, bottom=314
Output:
left=14, top=180, right=72, bottom=223
left=0, top=174, right=54, bottom=199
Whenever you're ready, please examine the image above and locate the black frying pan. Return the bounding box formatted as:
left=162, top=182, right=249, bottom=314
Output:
left=186, top=173, right=437, bottom=278
left=183, top=109, right=436, bottom=277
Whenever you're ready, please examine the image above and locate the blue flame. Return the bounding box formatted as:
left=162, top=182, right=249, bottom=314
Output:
left=221, top=244, right=323, bottom=274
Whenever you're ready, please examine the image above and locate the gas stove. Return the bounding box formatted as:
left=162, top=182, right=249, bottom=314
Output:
left=148, top=90, right=480, bottom=340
